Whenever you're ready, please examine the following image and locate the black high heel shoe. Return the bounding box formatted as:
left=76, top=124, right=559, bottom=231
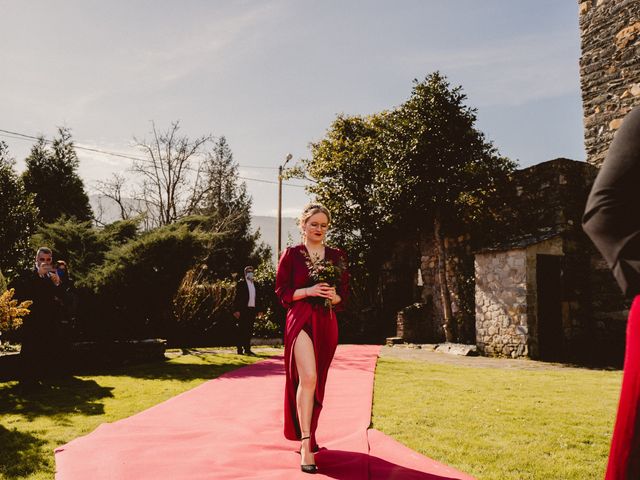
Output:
left=300, top=436, right=318, bottom=474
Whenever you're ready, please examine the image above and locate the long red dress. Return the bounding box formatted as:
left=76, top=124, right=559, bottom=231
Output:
left=275, top=244, right=349, bottom=452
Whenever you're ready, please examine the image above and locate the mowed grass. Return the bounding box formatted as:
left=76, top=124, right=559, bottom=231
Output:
left=372, top=356, right=622, bottom=480
left=0, top=349, right=270, bottom=480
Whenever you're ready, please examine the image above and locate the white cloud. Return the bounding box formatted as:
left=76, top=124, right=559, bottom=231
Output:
left=123, top=3, right=284, bottom=92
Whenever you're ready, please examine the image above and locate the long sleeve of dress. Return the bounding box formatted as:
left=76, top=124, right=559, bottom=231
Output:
left=583, top=105, right=640, bottom=298
left=275, top=247, right=296, bottom=308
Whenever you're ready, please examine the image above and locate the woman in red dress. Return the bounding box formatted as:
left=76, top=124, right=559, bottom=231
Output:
left=275, top=203, right=349, bottom=474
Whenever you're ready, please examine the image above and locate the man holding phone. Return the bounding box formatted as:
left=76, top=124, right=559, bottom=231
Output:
left=12, top=246, right=67, bottom=389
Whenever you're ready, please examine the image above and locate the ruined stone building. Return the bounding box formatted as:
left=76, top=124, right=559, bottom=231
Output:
left=389, top=0, right=639, bottom=364
left=473, top=159, right=625, bottom=363
left=475, top=0, right=640, bottom=362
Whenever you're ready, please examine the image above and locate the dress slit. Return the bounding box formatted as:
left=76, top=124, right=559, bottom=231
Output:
left=286, top=313, right=316, bottom=438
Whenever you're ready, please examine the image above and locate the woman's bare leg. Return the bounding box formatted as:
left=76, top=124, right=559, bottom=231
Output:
left=294, top=330, right=317, bottom=466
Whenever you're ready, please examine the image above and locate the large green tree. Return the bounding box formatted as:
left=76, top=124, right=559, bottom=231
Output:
left=0, top=141, right=40, bottom=276
left=296, top=112, right=395, bottom=339
left=22, top=127, right=93, bottom=223
left=386, top=73, right=516, bottom=341
left=298, top=73, right=516, bottom=342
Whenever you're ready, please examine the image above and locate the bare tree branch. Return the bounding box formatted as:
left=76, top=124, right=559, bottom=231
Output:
left=131, top=121, right=213, bottom=228
left=95, top=173, right=134, bottom=222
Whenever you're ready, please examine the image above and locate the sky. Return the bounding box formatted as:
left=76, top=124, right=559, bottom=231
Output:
left=0, top=0, right=585, bottom=218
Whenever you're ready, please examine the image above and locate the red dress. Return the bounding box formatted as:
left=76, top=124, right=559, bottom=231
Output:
left=275, top=244, right=349, bottom=451
left=605, top=295, right=640, bottom=479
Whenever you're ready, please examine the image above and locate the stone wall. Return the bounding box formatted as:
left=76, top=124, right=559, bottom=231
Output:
left=505, top=158, right=597, bottom=237
left=418, top=233, right=475, bottom=343
left=475, top=249, right=528, bottom=357
left=579, top=0, right=640, bottom=167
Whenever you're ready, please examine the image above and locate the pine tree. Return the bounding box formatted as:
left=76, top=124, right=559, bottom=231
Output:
left=0, top=141, right=40, bottom=275
left=199, top=136, right=251, bottom=219
left=22, top=127, right=93, bottom=223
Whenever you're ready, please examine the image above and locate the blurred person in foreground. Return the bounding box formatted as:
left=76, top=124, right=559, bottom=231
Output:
left=583, top=105, right=640, bottom=479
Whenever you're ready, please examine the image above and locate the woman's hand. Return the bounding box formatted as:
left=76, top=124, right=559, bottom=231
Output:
left=329, top=288, right=341, bottom=305
left=305, top=282, right=333, bottom=299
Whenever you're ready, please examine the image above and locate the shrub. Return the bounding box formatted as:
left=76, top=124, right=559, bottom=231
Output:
left=252, top=261, right=284, bottom=338
left=82, top=223, right=210, bottom=339
left=31, top=217, right=142, bottom=286
left=172, top=265, right=235, bottom=331
left=253, top=309, right=282, bottom=338
left=0, top=288, right=32, bottom=334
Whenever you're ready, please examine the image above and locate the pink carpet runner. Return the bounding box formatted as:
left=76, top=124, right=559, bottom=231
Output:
left=55, top=345, right=475, bottom=479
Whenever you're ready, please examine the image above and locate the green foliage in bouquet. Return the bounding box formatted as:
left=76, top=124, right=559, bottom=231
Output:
left=302, top=250, right=345, bottom=307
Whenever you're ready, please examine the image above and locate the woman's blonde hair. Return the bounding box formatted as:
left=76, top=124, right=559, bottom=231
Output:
left=299, top=203, right=331, bottom=237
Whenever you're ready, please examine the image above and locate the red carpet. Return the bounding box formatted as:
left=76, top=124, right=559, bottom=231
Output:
left=55, top=345, right=475, bottom=479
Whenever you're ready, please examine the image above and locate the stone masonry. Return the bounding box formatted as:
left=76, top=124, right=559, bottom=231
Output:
left=475, top=249, right=528, bottom=357
left=579, top=0, right=640, bottom=166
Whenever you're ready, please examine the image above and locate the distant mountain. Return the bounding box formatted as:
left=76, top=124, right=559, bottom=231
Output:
left=89, top=195, right=298, bottom=263
left=252, top=215, right=299, bottom=262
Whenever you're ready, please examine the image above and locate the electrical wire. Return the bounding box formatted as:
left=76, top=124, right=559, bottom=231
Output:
left=0, top=128, right=308, bottom=188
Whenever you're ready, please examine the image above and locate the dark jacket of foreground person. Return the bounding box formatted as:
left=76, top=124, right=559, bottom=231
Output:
left=583, top=104, right=640, bottom=480
left=12, top=269, right=67, bottom=381
left=583, top=105, right=640, bottom=297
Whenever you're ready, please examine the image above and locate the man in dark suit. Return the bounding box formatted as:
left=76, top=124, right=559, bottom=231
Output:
left=233, top=266, right=260, bottom=355
left=12, top=246, right=67, bottom=388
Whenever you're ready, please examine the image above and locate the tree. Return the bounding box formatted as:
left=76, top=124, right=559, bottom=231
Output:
left=297, top=73, right=516, bottom=342
left=22, top=127, right=93, bottom=223
left=193, top=136, right=270, bottom=275
left=198, top=136, right=251, bottom=219
left=388, top=73, right=516, bottom=341
left=94, top=173, right=136, bottom=224
left=294, top=113, right=396, bottom=339
left=131, top=121, right=212, bottom=228
left=0, top=141, right=40, bottom=276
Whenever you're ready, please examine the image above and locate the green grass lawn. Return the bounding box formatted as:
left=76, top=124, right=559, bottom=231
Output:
left=0, top=349, right=269, bottom=480
left=371, top=356, right=622, bottom=480
left=1, top=348, right=624, bottom=480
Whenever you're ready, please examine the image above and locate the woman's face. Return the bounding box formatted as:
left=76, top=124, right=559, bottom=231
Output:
left=303, top=212, right=329, bottom=244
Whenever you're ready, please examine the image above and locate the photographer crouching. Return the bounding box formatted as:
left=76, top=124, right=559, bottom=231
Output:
left=11, top=247, right=69, bottom=389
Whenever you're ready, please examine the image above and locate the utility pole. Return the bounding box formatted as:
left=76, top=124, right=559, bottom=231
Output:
left=277, top=153, right=293, bottom=259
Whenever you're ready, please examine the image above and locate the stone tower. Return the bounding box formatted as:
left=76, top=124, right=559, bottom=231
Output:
left=579, top=0, right=640, bottom=167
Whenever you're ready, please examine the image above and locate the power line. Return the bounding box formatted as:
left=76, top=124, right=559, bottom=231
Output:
left=237, top=176, right=307, bottom=188
left=0, top=128, right=309, bottom=189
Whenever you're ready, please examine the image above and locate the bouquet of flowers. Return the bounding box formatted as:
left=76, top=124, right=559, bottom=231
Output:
left=303, top=251, right=345, bottom=308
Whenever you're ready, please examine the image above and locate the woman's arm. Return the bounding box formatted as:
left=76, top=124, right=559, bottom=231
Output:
left=583, top=106, right=640, bottom=297
left=275, top=248, right=296, bottom=308
left=292, top=284, right=333, bottom=301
